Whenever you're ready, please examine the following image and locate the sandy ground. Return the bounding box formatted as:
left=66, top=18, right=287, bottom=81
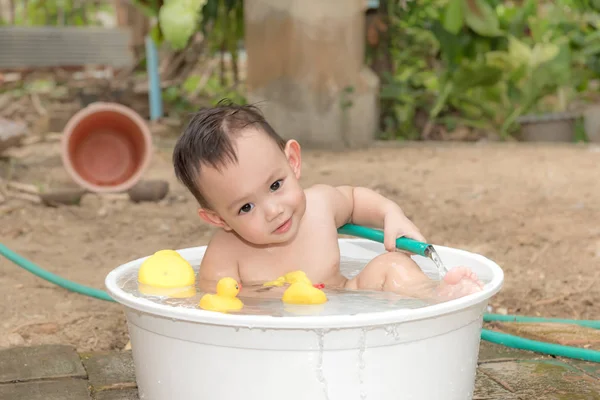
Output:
left=1, top=139, right=599, bottom=351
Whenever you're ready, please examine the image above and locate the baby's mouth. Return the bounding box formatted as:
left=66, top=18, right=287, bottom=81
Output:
left=274, top=217, right=293, bottom=234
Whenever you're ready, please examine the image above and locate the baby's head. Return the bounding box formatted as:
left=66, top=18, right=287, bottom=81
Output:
left=173, top=101, right=306, bottom=245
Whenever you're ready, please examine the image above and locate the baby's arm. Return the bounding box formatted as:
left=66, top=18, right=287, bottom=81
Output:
left=333, top=186, right=401, bottom=228
left=197, top=230, right=241, bottom=292
left=318, top=184, right=425, bottom=250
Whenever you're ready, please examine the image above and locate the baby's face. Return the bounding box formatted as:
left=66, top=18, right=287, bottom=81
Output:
left=198, top=128, right=306, bottom=245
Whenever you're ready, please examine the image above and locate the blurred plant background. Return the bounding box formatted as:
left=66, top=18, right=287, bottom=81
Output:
left=2, top=0, right=600, bottom=141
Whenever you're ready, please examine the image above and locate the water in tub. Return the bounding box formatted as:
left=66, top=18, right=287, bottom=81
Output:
left=117, top=255, right=488, bottom=316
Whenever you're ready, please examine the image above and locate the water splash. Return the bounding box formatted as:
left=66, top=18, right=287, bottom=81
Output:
left=383, top=324, right=401, bottom=341
left=358, top=328, right=367, bottom=399
left=428, top=248, right=449, bottom=279
left=315, top=329, right=330, bottom=400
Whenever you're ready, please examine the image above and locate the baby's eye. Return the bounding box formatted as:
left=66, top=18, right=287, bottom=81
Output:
left=270, top=179, right=283, bottom=192
left=239, top=203, right=254, bottom=214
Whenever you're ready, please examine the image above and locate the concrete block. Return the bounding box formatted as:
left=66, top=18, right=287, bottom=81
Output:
left=473, top=370, right=518, bottom=399
left=0, top=345, right=86, bottom=383
left=479, top=359, right=600, bottom=398
left=0, top=379, right=91, bottom=400
left=94, top=388, right=139, bottom=400
left=568, top=359, right=600, bottom=380
left=81, top=351, right=136, bottom=391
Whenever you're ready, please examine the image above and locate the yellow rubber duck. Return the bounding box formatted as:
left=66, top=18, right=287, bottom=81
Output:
left=199, top=277, right=244, bottom=312
left=263, top=270, right=313, bottom=287
left=278, top=271, right=327, bottom=305
left=137, top=250, right=196, bottom=298
left=282, top=281, right=328, bottom=305
left=263, top=276, right=286, bottom=288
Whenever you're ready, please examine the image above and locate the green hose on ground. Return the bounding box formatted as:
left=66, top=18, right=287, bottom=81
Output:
left=1, top=242, right=599, bottom=363
left=0, top=243, right=114, bottom=302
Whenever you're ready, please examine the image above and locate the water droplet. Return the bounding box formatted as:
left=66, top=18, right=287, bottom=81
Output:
left=314, top=330, right=331, bottom=399
left=358, top=329, right=367, bottom=398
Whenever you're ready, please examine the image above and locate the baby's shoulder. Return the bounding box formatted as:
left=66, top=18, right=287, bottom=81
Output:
left=305, top=184, right=337, bottom=200
left=204, top=229, right=242, bottom=258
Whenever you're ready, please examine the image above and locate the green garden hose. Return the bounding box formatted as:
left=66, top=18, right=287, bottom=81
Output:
left=1, top=235, right=599, bottom=363
left=0, top=243, right=114, bottom=302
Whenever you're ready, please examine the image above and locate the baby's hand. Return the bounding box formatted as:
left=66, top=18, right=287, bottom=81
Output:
left=383, top=209, right=426, bottom=252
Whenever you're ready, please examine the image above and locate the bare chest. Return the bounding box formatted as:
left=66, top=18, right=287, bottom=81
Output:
left=238, top=218, right=341, bottom=284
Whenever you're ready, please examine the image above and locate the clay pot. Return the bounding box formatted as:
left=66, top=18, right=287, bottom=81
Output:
left=61, top=102, right=152, bottom=193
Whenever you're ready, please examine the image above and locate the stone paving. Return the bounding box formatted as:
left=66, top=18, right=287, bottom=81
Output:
left=0, top=341, right=599, bottom=400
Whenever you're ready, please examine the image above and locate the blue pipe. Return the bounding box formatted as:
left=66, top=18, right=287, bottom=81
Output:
left=145, top=35, right=163, bottom=121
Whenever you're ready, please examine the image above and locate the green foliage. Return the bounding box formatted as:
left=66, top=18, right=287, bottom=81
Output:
left=378, top=0, right=600, bottom=140
left=8, top=0, right=102, bottom=26
left=158, top=0, right=206, bottom=50
left=137, top=0, right=245, bottom=111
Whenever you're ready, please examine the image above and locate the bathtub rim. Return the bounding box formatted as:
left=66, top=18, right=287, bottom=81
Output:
left=105, top=239, right=503, bottom=330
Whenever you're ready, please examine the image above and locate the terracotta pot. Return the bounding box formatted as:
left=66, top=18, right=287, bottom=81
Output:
left=61, top=102, right=152, bottom=193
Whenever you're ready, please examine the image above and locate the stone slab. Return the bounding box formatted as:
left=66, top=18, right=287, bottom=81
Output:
left=478, top=341, right=546, bottom=363
left=81, top=351, right=136, bottom=391
left=94, top=388, right=139, bottom=400
left=567, top=359, right=600, bottom=380
left=0, top=378, right=91, bottom=400
left=479, top=359, right=600, bottom=399
left=0, top=345, right=86, bottom=383
left=473, top=370, right=518, bottom=399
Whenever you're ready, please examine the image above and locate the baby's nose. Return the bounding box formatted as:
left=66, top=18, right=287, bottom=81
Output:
left=265, top=202, right=283, bottom=220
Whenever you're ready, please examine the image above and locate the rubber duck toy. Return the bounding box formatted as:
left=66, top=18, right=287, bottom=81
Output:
left=199, top=277, right=244, bottom=313
left=280, top=271, right=328, bottom=305
left=137, top=250, right=196, bottom=298
left=263, top=271, right=325, bottom=289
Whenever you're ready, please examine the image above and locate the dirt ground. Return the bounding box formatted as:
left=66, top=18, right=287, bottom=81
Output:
left=1, top=138, right=599, bottom=352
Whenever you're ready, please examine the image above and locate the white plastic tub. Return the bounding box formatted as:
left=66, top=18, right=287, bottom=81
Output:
left=105, top=239, right=503, bottom=400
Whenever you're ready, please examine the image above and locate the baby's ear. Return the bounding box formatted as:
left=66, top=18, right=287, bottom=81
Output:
left=197, top=208, right=232, bottom=231
left=284, top=139, right=302, bottom=179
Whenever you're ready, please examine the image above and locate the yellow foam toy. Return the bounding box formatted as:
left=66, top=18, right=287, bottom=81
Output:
left=137, top=250, right=196, bottom=298
left=199, top=277, right=244, bottom=312
left=282, top=281, right=327, bottom=305
left=138, top=283, right=196, bottom=298
left=263, top=270, right=312, bottom=287
left=265, top=270, right=328, bottom=305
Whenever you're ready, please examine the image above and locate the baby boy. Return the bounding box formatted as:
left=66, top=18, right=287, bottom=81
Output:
left=173, top=101, right=483, bottom=301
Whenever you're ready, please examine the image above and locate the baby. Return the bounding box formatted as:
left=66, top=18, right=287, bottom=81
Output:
left=173, top=101, right=483, bottom=301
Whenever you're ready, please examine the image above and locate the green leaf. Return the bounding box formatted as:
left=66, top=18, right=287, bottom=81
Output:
left=507, top=36, right=532, bottom=66
left=442, top=0, right=464, bottom=35
left=507, top=0, right=536, bottom=36
left=159, top=1, right=199, bottom=49
left=380, top=83, right=404, bottom=100
left=454, top=64, right=503, bottom=91
left=431, top=20, right=464, bottom=68
left=528, top=16, right=550, bottom=44
left=529, top=42, right=560, bottom=69
left=150, top=23, right=163, bottom=44
left=464, top=0, right=502, bottom=37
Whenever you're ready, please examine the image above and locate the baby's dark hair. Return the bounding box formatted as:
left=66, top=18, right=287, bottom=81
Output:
left=173, top=99, right=287, bottom=207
